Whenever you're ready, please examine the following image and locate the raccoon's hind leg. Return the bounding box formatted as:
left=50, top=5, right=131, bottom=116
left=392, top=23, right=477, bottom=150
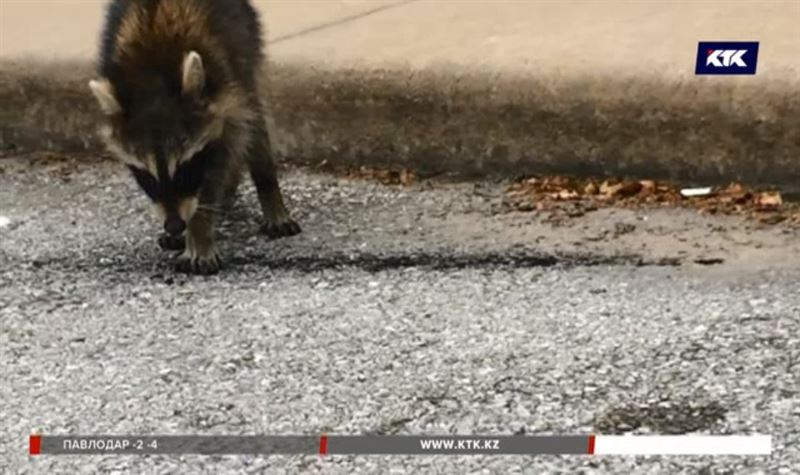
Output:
left=246, top=119, right=301, bottom=239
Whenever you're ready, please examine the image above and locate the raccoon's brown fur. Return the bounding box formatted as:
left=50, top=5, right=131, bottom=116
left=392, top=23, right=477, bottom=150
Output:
left=89, top=0, right=300, bottom=275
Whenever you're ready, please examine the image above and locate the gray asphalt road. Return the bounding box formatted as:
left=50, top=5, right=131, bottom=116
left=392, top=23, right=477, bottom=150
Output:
left=1, top=157, right=799, bottom=474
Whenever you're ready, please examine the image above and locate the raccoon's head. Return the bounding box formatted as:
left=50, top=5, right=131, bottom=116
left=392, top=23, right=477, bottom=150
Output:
left=89, top=51, right=233, bottom=236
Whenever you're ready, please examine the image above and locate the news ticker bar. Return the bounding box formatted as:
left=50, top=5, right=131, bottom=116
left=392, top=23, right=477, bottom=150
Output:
left=29, top=435, right=772, bottom=456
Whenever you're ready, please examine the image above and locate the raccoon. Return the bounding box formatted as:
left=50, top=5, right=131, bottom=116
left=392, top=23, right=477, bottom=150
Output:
left=89, top=0, right=300, bottom=274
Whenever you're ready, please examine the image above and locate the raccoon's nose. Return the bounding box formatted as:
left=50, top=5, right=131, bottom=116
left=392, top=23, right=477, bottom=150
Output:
left=164, top=217, right=186, bottom=236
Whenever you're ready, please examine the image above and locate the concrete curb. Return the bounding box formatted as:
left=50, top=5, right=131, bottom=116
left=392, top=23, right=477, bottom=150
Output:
left=1, top=60, right=798, bottom=185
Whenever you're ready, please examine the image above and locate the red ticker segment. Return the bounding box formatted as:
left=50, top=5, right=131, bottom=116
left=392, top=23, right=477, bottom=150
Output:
left=29, top=435, right=41, bottom=455
left=319, top=434, right=329, bottom=456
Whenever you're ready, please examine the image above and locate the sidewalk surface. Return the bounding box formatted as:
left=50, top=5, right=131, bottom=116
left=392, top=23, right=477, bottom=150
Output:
left=2, top=0, right=798, bottom=80
left=3, top=155, right=800, bottom=473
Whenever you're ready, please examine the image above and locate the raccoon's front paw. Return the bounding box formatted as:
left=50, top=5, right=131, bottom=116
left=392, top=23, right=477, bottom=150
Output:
left=260, top=219, right=301, bottom=239
left=158, top=234, right=186, bottom=251
left=175, top=251, right=221, bottom=275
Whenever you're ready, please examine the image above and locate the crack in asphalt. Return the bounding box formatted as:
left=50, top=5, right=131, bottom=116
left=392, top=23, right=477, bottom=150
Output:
left=594, top=401, right=728, bottom=435
left=269, top=0, right=420, bottom=45
left=12, top=250, right=684, bottom=276
left=226, top=251, right=681, bottom=272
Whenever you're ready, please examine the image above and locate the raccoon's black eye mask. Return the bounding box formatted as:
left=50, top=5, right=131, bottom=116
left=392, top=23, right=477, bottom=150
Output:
left=128, top=166, right=161, bottom=201
left=173, top=147, right=210, bottom=196
left=127, top=144, right=212, bottom=201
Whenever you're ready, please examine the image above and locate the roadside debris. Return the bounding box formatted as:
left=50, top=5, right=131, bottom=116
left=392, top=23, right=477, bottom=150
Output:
left=0, top=216, right=10, bottom=228
left=694, top=257, right=725, bottom=265
left=342, top=166, right=417, bottom=186
left=614, top=222, right=636, bottom=236
left=504, top=176, right=796, bottom=225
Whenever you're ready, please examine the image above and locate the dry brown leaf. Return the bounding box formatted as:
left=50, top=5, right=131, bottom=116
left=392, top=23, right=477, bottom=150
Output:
left=555, top=189, right=580, bottom=200
left=755, top=191, right=782, bottom=210
left=639, top=180, right=656, bottom=194
left=617, top=181, right=644, bottom=197
left=599, top=180, right=616, bottom=195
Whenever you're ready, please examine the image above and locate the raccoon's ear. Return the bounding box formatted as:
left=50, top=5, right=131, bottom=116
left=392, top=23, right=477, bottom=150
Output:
left=88, top=78, right=122, bottom=115
left=181, top=51, right=205, bottom=97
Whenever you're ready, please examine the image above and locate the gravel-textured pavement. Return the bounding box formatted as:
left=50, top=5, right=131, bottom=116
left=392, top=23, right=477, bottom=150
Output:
left=1, top=157, right=799, bottom=473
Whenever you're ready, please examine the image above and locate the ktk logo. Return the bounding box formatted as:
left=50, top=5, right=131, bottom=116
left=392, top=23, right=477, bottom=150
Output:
left=706, top=49, right=748, bottom=68
left=695, top=42, right=759, bottom=75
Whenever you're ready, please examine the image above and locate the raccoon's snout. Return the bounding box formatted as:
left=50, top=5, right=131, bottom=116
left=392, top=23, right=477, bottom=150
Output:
left=165, top=217, right=186, bottom=236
